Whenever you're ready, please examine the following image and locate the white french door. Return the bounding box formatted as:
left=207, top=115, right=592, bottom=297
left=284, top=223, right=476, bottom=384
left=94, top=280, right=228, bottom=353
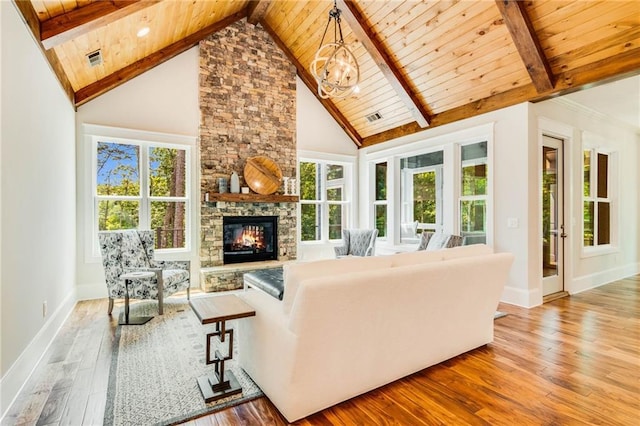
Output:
left=541, top=135, right=565, bottom=296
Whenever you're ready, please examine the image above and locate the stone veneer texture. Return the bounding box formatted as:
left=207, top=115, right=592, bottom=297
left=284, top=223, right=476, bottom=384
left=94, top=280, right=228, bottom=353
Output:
left=199, top=19, right=297, bottom=272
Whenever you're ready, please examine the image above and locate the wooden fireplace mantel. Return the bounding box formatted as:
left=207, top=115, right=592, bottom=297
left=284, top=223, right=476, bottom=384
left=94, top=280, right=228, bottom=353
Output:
left=205, top=193, right=299, bottom=203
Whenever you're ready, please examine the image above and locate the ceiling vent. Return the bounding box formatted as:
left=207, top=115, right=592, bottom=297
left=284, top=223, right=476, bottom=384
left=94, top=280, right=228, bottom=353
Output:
left=86, top=49, right=103, bottom=67
left=365, top=111, right=383, bottom=123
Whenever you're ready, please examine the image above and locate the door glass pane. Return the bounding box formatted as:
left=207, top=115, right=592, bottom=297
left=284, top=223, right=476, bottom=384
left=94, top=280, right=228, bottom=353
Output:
left=300, top=204, right=320, bottom=241
left=413, top=171, right=436, bottom=226
left=584, top=201, right=594, bottom=246
left=149, top=147, right=186, bottom=197
left=583, top=150, right=591, bottom=197
left=542, top=146, right=558, bottom=278
left=150, top=201, right=186, bottom=248
left=597, top=202, right=610, bottom=245
left=97, top=142, right=140, bottom=196
left=597, top=153, right=608, bottom=198
left=375, top=204, right=387, bottom=238
left=98, top=200, right=139, bottom=230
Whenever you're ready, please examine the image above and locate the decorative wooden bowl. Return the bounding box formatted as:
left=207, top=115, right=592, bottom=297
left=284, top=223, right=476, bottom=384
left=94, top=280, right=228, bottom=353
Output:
left=243, top=156, right=283, bottom=195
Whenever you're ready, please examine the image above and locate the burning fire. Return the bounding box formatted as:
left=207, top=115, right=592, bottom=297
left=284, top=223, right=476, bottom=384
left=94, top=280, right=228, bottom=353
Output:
left=233, top=226, right=265, bottom=250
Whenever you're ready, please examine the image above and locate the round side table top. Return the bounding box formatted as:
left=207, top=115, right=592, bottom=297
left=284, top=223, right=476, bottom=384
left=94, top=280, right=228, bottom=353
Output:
left=121, top=271, right=155, bottom=280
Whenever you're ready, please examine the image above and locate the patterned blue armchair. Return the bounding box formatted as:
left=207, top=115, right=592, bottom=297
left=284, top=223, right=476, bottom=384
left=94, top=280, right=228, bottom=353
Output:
left=334, top=229, right=379, bottom=257
left=98, top=230, right=190, bottom=315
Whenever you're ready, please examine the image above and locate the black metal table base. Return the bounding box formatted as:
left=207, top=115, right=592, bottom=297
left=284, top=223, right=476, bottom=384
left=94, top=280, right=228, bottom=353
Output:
left=197, top=370, right=242, bottom=403
left=119, top=313, right=153, bottom=325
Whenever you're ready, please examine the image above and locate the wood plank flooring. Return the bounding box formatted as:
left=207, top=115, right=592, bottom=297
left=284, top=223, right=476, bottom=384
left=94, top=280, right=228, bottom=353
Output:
left=2, top=275, right=638, bottom=425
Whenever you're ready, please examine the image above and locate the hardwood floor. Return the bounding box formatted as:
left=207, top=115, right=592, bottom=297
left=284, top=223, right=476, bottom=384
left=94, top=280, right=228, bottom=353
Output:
left=2, top=275, right=638, bottom=425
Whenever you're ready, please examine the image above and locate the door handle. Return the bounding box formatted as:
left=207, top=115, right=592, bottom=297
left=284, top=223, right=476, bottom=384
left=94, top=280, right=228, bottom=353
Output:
left=560, top=224, right=567, bottom=239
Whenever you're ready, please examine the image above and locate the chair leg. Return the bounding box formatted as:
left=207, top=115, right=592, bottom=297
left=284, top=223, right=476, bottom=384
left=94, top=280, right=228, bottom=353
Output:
left=187, top=286, right=191, bottom=300
left=108, top=298, right=114, bottom=315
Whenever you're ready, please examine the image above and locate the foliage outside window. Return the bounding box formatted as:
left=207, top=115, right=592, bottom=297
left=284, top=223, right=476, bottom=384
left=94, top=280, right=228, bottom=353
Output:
left=400, top=151, right=443, bottom=241
left=96, top=140, right=189, bottom=250
left=583, top=149, right=611, bottom=247
left=300, top=161, right=349, bottom=242
left=459, top=142, right=488, bottom=244
left=373, top=162, right=388, bottom=238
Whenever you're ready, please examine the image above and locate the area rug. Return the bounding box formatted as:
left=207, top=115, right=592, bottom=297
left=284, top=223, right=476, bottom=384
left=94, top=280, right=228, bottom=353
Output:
left=104, top=300, right=263, bottom=426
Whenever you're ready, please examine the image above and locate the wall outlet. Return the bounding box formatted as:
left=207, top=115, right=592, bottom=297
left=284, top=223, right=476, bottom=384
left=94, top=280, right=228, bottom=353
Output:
left=42, top=301, right=47, bottom=318
left=507, top=218, right=519, bottom=228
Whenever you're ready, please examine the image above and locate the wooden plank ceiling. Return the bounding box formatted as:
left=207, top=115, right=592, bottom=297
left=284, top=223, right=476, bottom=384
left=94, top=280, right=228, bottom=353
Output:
left=16, top=0, right=640, bottom=148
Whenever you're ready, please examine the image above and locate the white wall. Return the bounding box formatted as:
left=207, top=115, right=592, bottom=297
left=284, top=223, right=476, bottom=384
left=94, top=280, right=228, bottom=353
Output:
left=1, top=1, right=76, bottom=416
left=296, top=76, right=357, bottom=156
left=296, top=76, right=358, bottom=260
left=533, top=99, right=640, bottom=294
left=75, top=47, right=200, bottom=299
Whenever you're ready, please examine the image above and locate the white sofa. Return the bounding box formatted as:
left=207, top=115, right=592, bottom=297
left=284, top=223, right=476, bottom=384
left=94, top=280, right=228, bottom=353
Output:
left=238, top=244, right=514, bottom=422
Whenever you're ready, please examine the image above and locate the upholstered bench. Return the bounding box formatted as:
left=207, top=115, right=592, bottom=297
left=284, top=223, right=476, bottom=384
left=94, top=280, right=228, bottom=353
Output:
left=243, top=267, right=284, bottom=300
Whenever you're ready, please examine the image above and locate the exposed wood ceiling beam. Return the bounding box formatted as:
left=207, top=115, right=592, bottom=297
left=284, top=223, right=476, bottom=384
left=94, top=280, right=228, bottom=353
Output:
left=361, top=47, right=640, bottom=147
left=495, top=0, right=555, bottom=93
left=75, top=10, right=247, bottom=106
left=12, top=0, right=75, bottom=105
left=247, top=0, right=271, bottom=25
left=337, top=0, right=431, bottom=128
left=260, top=21, right=363, bottom=146
left=40, top=1, right=160, bottom=50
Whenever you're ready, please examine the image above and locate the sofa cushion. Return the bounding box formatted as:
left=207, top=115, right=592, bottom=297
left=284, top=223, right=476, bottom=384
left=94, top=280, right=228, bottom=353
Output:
left=441, top=244, right=493, bottom=260
left=390, top=249, right=443, bottom=267
left=282, top=255, right=393, bottom=314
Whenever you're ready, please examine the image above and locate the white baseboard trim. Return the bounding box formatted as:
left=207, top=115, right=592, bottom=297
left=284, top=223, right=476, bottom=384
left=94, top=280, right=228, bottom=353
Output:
left=570, top=262, right=640, bottom=295
left=0, top=291, right=77, bottom=421
left=501, top=285, right=541, bottom=308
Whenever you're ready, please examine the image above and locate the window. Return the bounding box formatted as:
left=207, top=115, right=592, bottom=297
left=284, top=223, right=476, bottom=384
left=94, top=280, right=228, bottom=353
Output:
left=459, top=142, right=488, bottom=244
left=299, top=160, right=351, bottom=242
left=583, top=149, right=611, bottom=247
left=373, top=162, right=388, bottom=238
left=400, top=151, right=443, bottom=242
left=94, top=138, right=190, bottom=251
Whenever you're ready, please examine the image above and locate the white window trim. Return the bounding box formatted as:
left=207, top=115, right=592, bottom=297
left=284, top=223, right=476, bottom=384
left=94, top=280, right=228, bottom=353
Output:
left=362, top=123, right=495, bottom=248
left=456, top=141, right=491, bottom=245
left=298, top=151, right=356, bottom=244
left=83, top=124, right=196, bottom=263
left=581, top=132, right=618, bottom=257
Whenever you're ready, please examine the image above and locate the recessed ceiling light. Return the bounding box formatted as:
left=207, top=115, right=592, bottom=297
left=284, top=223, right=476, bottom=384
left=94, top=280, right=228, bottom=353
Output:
left=137, top=27, right=150, bottom=38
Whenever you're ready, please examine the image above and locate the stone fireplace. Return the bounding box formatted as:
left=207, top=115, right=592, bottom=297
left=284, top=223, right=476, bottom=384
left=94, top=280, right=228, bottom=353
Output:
left=198, top=19, right=297, bottom=291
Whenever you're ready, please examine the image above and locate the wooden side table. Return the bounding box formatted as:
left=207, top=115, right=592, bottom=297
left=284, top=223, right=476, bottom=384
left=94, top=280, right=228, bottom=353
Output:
left=190, top=294, right=256, bottom=403
left=119, top=271, right=156, bottom=325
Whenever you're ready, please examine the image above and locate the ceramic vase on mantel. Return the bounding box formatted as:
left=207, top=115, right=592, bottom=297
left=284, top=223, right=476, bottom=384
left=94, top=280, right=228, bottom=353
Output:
left=230, top=171, right=240, bottom=194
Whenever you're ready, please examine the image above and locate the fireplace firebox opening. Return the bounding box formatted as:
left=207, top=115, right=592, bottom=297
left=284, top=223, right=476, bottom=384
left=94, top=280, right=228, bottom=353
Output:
left=223, top=216, right=278, bottom=264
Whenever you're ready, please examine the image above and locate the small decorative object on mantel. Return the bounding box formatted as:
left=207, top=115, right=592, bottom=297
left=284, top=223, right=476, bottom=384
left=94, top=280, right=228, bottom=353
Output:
left=243, top=156, right=283, bottom=195
left=230, top=171, right=240, bottom=194
left=289, top=178, right=298, bottom=196
left=217, top=177, right=228, bottom=193
left=241, top=187, right=250, bottom=194
left=283, top=177, right=290, bottom=195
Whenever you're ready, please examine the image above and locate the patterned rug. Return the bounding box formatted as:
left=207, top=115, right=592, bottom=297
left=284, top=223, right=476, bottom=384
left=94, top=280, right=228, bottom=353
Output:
left=104, top=300, right=263, bottom=426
